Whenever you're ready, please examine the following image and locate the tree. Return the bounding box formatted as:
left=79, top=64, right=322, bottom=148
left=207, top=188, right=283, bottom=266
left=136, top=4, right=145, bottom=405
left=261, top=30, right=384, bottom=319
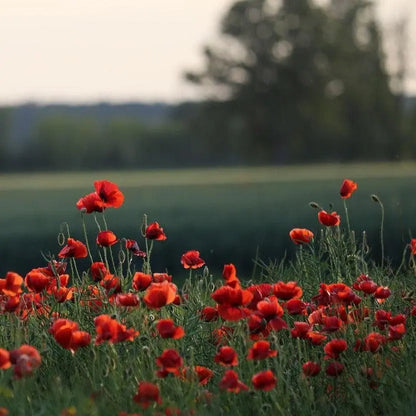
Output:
left=185, top=0, right=403, bottom=164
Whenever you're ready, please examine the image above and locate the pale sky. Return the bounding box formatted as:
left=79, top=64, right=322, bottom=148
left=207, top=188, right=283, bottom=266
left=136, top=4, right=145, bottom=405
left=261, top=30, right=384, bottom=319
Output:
left=1, top=0, right=415, bottom=104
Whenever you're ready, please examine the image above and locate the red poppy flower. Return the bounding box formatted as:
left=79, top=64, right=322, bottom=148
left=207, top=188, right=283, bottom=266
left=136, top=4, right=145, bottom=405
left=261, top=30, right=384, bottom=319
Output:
left=9, top=345, right=41, bottom=378
left=76, top=192, right=104, bottom=213
left=125, top=239, right=146, bottom=257
left=155, top=319, right=185, bottom=339
left=340, top=179, right=358, bottom=199
left=411, top=239, right=416, bottom=255
left=363, top=332, right=386, bottom=353
left=200, top=306, right=219, bottom=322
left=252, top=370, right=277, bottom=391
left=145, top=222, right=167, bottom=240
left=115, top=293, right=140, bottom=307
left=156, top=349, right=183, bottom=375
left=324, top=339, right=347, bottom=359
left=321, top=315, right=343, bottom=332
left=374, top=286, right=391, bottom=303
left=24, top=269, right=51, bottom=293
left=318, top=210, right=340, bottom=226
left=246, top=283, right=273, bottom=309
left=284, top=298, right=307, bottom=315
left=94, top=180, right=124, bottom=209
left=0, top=272, right=23, bottom=297
left=50, top=318, right=91, bottom=353
left=218, top=370, right=248, bottom=393
left=133, top=381, right=162, bottom=409
left=132, top=272, right=152, bottom=291
left=222, top=264, right=240, bottom=287
left=181, top=250, right=205, bottom=269
left=96, top=230, right=118, bottom=247
left=247, top=340, right=277, bottom=360
left=214, top=346, right=238, bottom=366
left=194, top=365, right=213, bottom=385
left=58, top=238, right=88, bottom=259
left=289, top=228, right=314, bottom=245
left=256, top=296, right=287, bottom=330
left=0, top=349, right=11, bottom=369
left=94, top=314, right=139, bottom=344
left=302, top=361, right=321, bottom=377
left=291, top=322, right=311, bottom=339
left=273, top=281, right=303, bottom=300
left=211, top=285, right=253, bottom=321
left=100, top=274, right=122, bottom=295
left=143, top=281, right=178, bottom=309
left=306, top=331, right=327, bottom=345
left=325, top=361, right=344, bottom=377
left=388, top=323, right=406, bottom=341
left=152, top=273, right=172, bottom=283
left=89, top=262, right=107, bottom=282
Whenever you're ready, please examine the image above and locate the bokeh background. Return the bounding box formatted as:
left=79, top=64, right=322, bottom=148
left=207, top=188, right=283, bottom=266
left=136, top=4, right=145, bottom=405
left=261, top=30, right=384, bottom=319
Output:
left=1, top=0, right=416, bottom=280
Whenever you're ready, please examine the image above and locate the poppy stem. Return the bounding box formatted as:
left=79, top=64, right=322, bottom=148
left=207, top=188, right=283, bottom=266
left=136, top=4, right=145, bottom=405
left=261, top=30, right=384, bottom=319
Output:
left=343, top=199, right=351, bottom=236
left=81, top=212, right=94, bottom=264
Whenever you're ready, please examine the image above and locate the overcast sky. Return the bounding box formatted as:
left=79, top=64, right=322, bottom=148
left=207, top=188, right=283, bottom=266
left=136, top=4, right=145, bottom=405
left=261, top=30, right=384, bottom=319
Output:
left=1, top=0, right=415, bottom=104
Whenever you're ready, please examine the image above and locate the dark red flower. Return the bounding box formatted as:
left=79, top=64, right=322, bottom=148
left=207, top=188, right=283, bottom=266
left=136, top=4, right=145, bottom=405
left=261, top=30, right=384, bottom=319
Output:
left=325, top=361, right=344, bottom=377
left=76, top=192, right=104, bottom=213
left=291, top=322, right=311, bottom=339
left=90, top=262, right=108, bottom=281
left=302, top=361, right=321, bottom=377
left=125, top=239, right=146, bottom=257
left=340, top=179, right=357, bottom=199
left=324, top=339, right=347, bottom=359
left=58, top=238, right=88, bottom=259
left=99, top=274, right=121, bottom=295
left=256, top=296, right=287, bottom=331
left=115, top=293, right=140, bottom=307
left=318, top=210, right=340, bottom=226
left=214, top=346, right=238, bottom=366
left=219, top=370, right=248, bottom=393
left=200, top=306, right=219, bottom=322
left=410, top=238, right=416, bottom=255
left=156, top=349, right=183, bottom=375
left=289, top=228, right=314, bottom=244
left=252, top=370, right=277, bottom=391
left=181, top=250, right=205, bottom=269
left=94, top=180, right=124, bottom=209
left=388, top=323, right=406, bottom=341
left=50, top=318, right=91, bottom=353
left=0, top=349, right=11, bottom=369
left=133, top=381, right=162, bottom=409
left=145, top=222, right=167, bottom=240
left=273, top=281, right=303, bottom=300
left=247, top=341, right=277, bottom=360
left=0, top=272, right=23, bottom=297
left=363, top=332, right=386, bottom=353
left=155, top=319, right=185, bottom=339
left=284, top=298, right=307, bottom=315
left=24, top=269, right=51, bottom=293
left=194, top=365, right=213, bottom=385
left=96, top=230, right=118, bottom=247
left=9, top=345, right=41, bottom=378
left=374, top=286, right=391, bottom=303
left=222, top=264, right=240, bottom=287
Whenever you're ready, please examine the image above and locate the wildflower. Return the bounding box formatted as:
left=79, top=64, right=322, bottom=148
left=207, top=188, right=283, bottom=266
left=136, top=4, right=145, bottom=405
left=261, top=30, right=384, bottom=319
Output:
left=211, top=285, right=253, bottom=321
left=388, top=323, right=406, bottom=341
left=143, top=281, right=178, bottom=309
left=0, top=272, right=23, bottom=296
left=374, top=286, right=391, bottom=303
left=94, top=314, right=139, bottom=344
left=24, top=269, right=51, bottom=293
left=115, top=293, right=140, bottom=307
left=284, top=298, right=307, bottom=315
left=214, top=346, right=238, bottom=366
left=155, top=319, right=185, bottom=339
left=0, top=349, right=11, bottom=369
left=363, top=332, right=386, bottom=353
left=152, top=273, right=172, bottom=283
left=273, top=281, right=303, bottom=300
left=145, top=222, right=167, bottom=240
left=76, top=192, right=104, bottom=213
left=200, top=306, right=219, bottom=322
left=156, top=349, right=183, bottom=376
left=100, top=274, right=121, bottom=295
left=50, top=319, right=91, bottom=353
left=96, top=230, right=118, bottom=247
left=222, top=264, right=240, bottom=287
left=318, top=210, right=340, bottom=226
left=58, top=238, right=88, bottom=259
left=125, top=239, right=146, bottom=257
left=133, top=381, right=162, bottom=409
left=324, top=339, right=347, bottom=359
left=325, top=361, right=344, bottom=377
left=246, top=283, right=273, bottom=309
left=219, top=370, right=248, bottom=393
left=289, top=228, right=314, bottom=245
left=256, top=296, right=287, bottom=330
left=194, top=366, right=213, bottom=385
left=181, top=250, right=205, bottom=269
left=306, top=331, right=327, bottom=345
left=252, top=370, right=277, bottom=391
left=132, top=272, right=152, bottom=291
left=9, top=345, right=41, bottom=378
left=90, top=262, right=108, bottom=282
left=93, top=180, right=124, bottom=209
left=247, top=341, right=277, bottom=360
left=340, top=179, right=357, bottom=199
left=410, top=238, right=416, bottom=255
left=291, top=322, right=311, bottom=339
left=302, top=361, right=321, bottom=377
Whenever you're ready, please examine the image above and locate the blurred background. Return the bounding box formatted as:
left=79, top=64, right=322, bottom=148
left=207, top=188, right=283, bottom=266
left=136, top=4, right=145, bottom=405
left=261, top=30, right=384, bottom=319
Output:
left=1, top=0, right=416, bottom=280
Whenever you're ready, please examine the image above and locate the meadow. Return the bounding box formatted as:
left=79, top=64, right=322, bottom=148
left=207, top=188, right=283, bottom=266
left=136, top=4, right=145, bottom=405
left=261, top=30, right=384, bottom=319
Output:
left=0, top=168, right=415, bottom=415
left=1, top=162, right=416, bottom=281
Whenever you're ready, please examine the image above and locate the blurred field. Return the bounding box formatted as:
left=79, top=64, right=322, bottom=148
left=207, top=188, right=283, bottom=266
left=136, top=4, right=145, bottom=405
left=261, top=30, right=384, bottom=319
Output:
left=1, top=162, right=416, bottom=280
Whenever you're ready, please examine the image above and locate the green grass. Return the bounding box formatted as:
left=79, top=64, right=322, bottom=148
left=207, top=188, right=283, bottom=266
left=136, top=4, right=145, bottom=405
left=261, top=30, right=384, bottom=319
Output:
left=1, top=162, right=416, bottom=280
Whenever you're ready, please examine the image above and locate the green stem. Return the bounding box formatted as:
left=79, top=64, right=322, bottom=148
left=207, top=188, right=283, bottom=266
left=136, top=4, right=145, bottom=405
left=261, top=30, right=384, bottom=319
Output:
left=81, top=212, right=94, bottom=264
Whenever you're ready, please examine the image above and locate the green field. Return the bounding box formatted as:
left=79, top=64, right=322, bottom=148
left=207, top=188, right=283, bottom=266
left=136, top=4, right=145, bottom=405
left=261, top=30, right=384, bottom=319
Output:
left=1, top=162, right=416, bottom=280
